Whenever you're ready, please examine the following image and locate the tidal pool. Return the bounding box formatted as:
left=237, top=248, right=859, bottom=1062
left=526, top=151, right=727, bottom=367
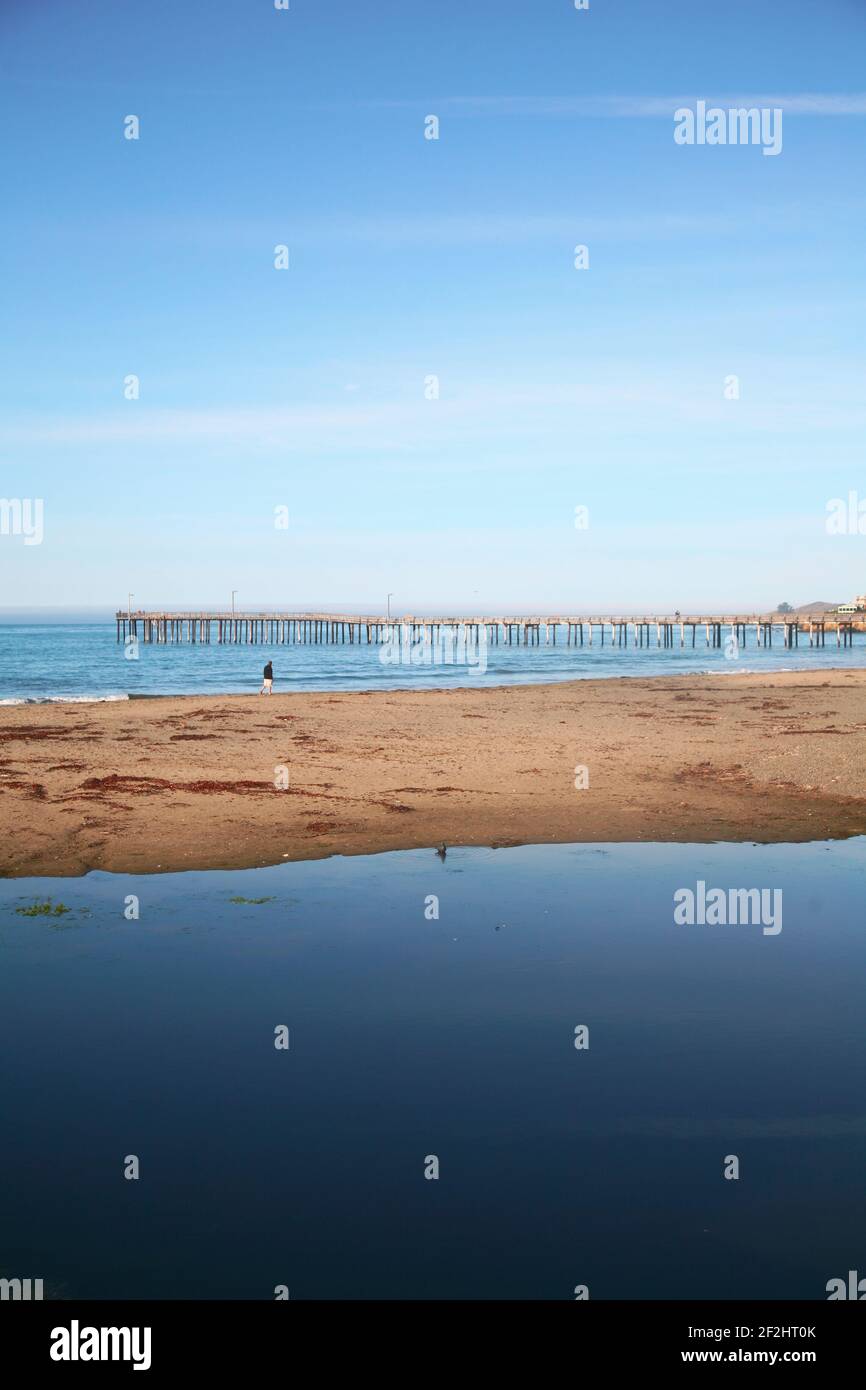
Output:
left=1, top=839, right=863, bottom=1300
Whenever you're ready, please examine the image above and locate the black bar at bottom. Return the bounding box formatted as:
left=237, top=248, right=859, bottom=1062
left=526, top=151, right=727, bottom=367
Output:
left=2, top=1299, right=861, bottom=1375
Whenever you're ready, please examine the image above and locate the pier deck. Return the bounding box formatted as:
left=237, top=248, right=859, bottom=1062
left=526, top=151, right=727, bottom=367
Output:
left=115, top=612, right=861, bottom=649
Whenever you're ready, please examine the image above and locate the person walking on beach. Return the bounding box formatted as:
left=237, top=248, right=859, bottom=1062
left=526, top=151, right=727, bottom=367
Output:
left=260, top=660, right=274, bottom=695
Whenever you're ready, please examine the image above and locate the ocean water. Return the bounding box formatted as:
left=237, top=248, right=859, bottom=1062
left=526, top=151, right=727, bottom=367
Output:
left=1, top=839, right=864, bottom=1300
left=1, top=621, right=865, bottom=702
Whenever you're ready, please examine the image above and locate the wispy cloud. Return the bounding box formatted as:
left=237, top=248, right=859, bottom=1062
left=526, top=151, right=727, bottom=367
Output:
left=76, top=208, right=764, bottom=252
left=296, top=211, right=742, bottom=247
left=373, top=94, right=866, bottom=117
left=4, top=374, right=866, bottom=452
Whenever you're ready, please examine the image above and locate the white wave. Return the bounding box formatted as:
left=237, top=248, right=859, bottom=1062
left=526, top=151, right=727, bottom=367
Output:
left=702, top=665, right=800, bottom=676
left=0, top=694, right=130, bottom=706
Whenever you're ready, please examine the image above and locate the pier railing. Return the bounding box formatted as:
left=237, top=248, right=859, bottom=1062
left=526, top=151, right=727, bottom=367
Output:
left=115, top=612, right=862, bottom=649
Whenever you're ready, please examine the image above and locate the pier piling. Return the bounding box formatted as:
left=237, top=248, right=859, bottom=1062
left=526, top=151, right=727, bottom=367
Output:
left=115, top=612, right=863, bottom=653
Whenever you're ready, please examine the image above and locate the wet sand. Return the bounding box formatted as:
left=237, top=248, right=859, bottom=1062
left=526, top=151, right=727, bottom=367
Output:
left=2, top=669, right=866, bottom=877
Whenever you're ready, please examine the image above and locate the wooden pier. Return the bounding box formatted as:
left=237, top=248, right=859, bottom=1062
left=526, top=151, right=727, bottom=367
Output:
left=116, top=612, right=862, bottom=649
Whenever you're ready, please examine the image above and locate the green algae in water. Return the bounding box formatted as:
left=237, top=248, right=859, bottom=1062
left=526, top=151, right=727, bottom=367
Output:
left=228, top=896, right=275, bottom=905
left=15, top=898, right=72, bottom=918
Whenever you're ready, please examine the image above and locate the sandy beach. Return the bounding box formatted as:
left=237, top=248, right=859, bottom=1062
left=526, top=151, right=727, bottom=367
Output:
left=1, top=668, right=866, bottom=877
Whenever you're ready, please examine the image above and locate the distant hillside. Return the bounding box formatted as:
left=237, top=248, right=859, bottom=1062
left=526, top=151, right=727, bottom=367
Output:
left=794, top=601, right=843, bottom=613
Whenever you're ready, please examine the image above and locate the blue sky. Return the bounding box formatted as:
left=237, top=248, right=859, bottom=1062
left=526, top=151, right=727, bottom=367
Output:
left=1, top=0, right=865, bottom=613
